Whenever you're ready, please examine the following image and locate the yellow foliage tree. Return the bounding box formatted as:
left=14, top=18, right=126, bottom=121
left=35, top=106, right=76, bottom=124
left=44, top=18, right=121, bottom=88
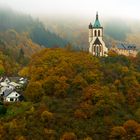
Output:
left=60, top=132, right=77, bottom=140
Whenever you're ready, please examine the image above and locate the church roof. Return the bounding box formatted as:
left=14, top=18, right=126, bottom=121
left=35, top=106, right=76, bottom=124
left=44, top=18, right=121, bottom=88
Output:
left=93, top=12, right=101, bottom=28
left=117, top=43, right=136, bottom=50
left=93, top=38, right=102, bottom=45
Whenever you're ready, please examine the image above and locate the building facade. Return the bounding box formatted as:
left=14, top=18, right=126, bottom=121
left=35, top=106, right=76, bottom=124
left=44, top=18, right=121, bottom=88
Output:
left=88, top=12, right=108, bottom=56
left=111, top=43, right=138, bottom=57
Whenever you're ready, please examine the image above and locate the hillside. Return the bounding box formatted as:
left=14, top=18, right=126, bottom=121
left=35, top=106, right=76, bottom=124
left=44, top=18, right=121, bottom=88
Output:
left=0, top=7, right=68, bottom=48
left=0, top=29, right=43, bottom=76
left=0, top=30, right=42, bottom=58
left=0, top=48, right=139, bottom=140
left=40, top=17, right=140, bottom=50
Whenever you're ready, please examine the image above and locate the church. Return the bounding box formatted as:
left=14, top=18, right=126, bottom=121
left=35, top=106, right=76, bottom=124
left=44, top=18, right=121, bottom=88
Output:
left=88, top=12, right=108, bottom=56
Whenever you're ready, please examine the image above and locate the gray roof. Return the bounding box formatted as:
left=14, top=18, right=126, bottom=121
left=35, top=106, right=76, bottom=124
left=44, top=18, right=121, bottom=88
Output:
left=3, top=88, right=14, bottom=97
left=9, top=77, right=21, bottom=82
left=117, top=43, right=136, bottom=50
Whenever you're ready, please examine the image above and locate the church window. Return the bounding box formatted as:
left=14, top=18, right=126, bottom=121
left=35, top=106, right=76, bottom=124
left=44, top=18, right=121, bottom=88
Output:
left=98, top=30, right=100, bottom=36
left=98, top=46, right=101, bottom=53
left=94, top=30, right=97, bottom=36
left=97, top=46, right=100, bottom=56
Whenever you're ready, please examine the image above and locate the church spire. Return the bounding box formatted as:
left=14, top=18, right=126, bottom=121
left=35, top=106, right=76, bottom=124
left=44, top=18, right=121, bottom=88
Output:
left=96, top=12, right=98, bottom=20
left=93, top=12, right=101, bottom=28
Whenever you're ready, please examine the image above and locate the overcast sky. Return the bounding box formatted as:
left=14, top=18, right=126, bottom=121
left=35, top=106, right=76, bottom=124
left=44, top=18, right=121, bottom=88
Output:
left=0, top=0, right=140, bottom=20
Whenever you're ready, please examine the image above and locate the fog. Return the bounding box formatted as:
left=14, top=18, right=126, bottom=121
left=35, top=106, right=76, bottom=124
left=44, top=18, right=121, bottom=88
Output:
left=0, top=0, right=140, bottom=20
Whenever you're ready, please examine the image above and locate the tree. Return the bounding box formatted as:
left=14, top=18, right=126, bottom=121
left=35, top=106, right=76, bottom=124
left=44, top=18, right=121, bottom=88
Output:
left=18, top=67, right=29, bottom=77
left=25, top=82, right=44, bottom=102
left=0, top=64, right=5, bottom=75
left=110, top=126, right=127, bottom=140
left=41, top=110, right=53, bottom=122
left=15, top=136, right=26, bottom=140
left=123, top=120, right=139, bottom=134
left=0, top=104, right=7, bottom=115
left=61, top=132, right=77, bottom=140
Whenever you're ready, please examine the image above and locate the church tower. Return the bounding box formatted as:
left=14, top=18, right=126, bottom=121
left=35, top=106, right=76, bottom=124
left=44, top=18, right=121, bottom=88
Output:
left=88, top=12, right=108, bottom=56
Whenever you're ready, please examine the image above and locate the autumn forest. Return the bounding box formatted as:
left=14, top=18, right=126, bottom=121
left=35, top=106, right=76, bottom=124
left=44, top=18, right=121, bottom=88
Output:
left=0, top=6, right=140, bottom=140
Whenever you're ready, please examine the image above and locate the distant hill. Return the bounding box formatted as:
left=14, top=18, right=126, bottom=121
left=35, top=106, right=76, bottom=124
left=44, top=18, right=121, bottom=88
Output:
left=0, top=29, right=42, bottom=58
left=0, top=7, right=140, bottom=50
left=0, top=29, right=43, bottom=75
left=0, top=7, right=68, bottom=48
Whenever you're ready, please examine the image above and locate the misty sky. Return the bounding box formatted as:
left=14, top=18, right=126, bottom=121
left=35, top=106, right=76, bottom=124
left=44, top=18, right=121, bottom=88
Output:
left=0, top=0, right=140, bottom=20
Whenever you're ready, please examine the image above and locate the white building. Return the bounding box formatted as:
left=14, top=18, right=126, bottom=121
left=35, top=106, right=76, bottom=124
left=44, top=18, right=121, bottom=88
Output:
left=110, top=43, right=138, bottom=57
left=88, top=12, right=108, bottom=56
left=0, top=85, right=14, bottom=96
left=3, top=91, right=20, bottom=102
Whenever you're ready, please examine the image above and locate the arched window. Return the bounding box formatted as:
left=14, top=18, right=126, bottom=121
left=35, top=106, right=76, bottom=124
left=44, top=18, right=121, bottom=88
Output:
left=98, top=30, right=100, bottom=36
left=94, top=30, right=97, bottom=36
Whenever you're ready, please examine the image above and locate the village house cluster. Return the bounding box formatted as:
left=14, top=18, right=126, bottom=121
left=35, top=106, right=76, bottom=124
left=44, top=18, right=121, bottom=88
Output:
left=0, top=77, right=27, bottom=102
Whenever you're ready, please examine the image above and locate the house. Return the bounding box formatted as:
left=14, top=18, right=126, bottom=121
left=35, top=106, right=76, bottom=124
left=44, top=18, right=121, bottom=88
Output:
left=88, top=12, right=108, bottom=56
left=3, top=91, right=21, bottom=102
left=0, top=86, right=21, bottom=102
left=3, top=77, right=10, bottom=83
left=0, top=87, right=22, bottom=102
left=0, top=85, right=14, bottom=96
left=0, top=82, right=9, bottom=87
left=0, top=77, right=10, bottom=87
left=110, top=43, right=138, bottom=57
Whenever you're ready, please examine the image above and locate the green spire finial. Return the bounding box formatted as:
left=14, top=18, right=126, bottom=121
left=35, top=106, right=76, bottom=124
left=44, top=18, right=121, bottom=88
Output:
left=96, top=11, right=98, bottom=20
left=93, top=12, right=101, bottom=28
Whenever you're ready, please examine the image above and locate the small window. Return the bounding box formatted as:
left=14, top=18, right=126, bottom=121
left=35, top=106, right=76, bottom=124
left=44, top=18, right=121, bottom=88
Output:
left=98, top=30, right=100, bottom=36
left=95, top=30, right=97, bottom=36
left=16, top=94, right=18, bottom=96
left=10, top=98, right=14, bottom=102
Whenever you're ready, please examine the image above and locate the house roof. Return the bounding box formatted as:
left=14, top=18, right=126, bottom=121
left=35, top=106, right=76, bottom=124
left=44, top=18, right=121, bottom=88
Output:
left=1, top=86, right=14, bottom=93
left=6, top=91, right=20, bottom=98
left=9, top=77, right=21, bottom=82
left=117, top=43, right=137, bottom=50
left=0, top=77, right=10, bottom=83
left=0, top=82, right=9, bottom=87
left=9, top=82, right=20, bottom=87
left=3, top=88, right=14, bottom=97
